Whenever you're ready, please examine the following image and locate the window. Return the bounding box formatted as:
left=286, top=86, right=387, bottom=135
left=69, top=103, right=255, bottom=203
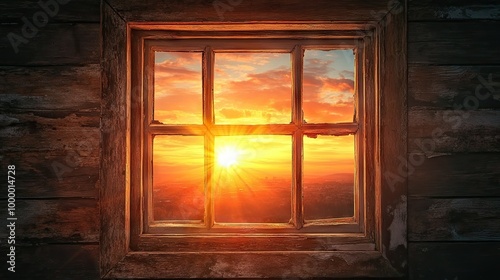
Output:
left=146, top=41, right=363, bottom=234
left=101, top=1, right=407, bottom=278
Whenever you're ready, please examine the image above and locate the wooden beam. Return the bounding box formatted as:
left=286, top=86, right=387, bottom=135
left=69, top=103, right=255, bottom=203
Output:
left=107, top=251, right=400, bottom=279
left=106, top=0, right=397, bottom=22
left=100, top=2, right=128, bottom=276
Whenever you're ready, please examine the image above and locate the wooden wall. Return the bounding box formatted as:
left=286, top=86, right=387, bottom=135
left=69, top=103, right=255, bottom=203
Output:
left=0, top=0, right=499, bottom=279
left=407, top=0, right=500, bottom=279
left=0, top=0, right=101, bottom=279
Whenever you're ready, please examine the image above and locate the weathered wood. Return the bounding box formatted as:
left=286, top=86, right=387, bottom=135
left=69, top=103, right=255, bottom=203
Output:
left=409, top=65, right=500, bottom=109
left=409, top=153, right=500, bottom=197
left=409, top=0, right=500, bottom=20
left=100, top=2, right=129, bottom=277
left=106, top=0, right=401, bottom=22
left=377, top=5, right=408, bottom=274
left=0, top=23, right=99, bottom=65
left=409, top=197, right=500, bottom=241
left=409, top=21, right=500, bottom=64
left=0, top=0, right=100, bottom=23
left=408, top=109, right=500, bottom=153
left=0, top=244, right=99, bottom=279
left=0, top=199, right=99, bottom=242
left=107, top=251, right=400, bottom=279
left=409, top=242, right=500, bottom=280
left=0, top=152, right=98, bottom=198
left=137, top=235, right=374, bottom=252
left=0, top=118, right=99, bottom=152
left=0, top=65, right=100, bottom=110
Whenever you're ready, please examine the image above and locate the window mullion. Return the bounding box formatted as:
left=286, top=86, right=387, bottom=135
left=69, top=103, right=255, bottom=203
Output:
left=203, top=46, right=215, bottom=228
left=291, top=45, right=304, bottom=229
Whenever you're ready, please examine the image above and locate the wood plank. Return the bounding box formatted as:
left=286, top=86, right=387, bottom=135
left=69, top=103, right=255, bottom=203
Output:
left=0, top=65, right=100, bottom=110
left=409, top=242, right=500, bottom=280
left=0, top=115, right=99, bottom=152
left=0, top=0, right=100, bottom=23
left=0, top=199, right=99, bottom=242
left=409, top=197, right=500, bottom=241
left=0, top=152, right=98, bottom=198
left=409, top=65, right=500, bottom=109
left=107, top=0, right=402, bottom=22
left=137, top=235, right=374, bottom=252
left=408, top=109, right=500, bottom=153
left=377, top=6, right=408, bottom=274
left=0, top=244, right=99, bottom=279
left=107, top=251, right=400, bottom=279
left=409, top=21, right=500, bottom=64
left=409, top=153, right=500, bottom=197
left=409, top=0, right=500, bottom=20
left=100, top=2, right=128, bottom=276
left=0, top=23, right=99, bottom=65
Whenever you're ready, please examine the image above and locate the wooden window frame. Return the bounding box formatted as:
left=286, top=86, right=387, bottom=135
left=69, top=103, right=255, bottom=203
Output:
left=144, top=39, right=364, bottom=234
left=101, top=0, right=407, bottom=278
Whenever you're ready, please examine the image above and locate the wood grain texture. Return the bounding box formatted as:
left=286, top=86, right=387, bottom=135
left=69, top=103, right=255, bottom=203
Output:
left=100, top=2, right=129, bottom=277
left=409, top=242, right=500, bottom=280
left=0, top=115, right=99, bottom=152
left=377, top=4, right=408, bottom=274
left=0, top=65, right=100, bottom=110
left=105, top=0, right=401, bottom=22
left=0, top=244, right=99, bottom=280
left=409, top=153, right=500, bottom=197
left=136, top=235, right=374, bottom=252
left=409, top=21, right=500, bottom=64
left=0, top=23, right=99, bottom=66
left=409, top=197, right=500, bottom=241
left=408, top=109, right=500, bottom=153
left=0, top=152, right=98, bottom=198
left=409, top=65, right=500, bottom=109
left=0, top=199, right=98, bottom=242
left=0, top=0, right=100, bottom=23
left=107, top=251, right=400, bottom=279
left=409, top=0, right=500, bottom=20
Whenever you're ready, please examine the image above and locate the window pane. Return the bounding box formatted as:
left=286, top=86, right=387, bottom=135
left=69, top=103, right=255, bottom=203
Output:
left=303, top=49, right=355, bottom=124
left=153, top=136, right=204, bottom=221
left=154, top=52, right=202, bottom=124
left=214, top=135, right=291, bottom=223
left=303, top=135, right=355, bottom=220
left=214, top=53, right=292, bottom=124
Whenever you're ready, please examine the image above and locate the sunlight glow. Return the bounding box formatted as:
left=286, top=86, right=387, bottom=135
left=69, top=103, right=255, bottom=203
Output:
left=217, top=146, right=240, bottom=167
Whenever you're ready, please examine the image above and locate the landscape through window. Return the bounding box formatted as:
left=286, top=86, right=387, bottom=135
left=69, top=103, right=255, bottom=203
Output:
left=152, top=48, right=357, bottom=227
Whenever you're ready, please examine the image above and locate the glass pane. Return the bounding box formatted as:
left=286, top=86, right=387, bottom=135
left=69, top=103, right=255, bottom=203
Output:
left=214, top=53, right=292, bottom=124
left=154, top=52, right=203, bottom=124
left=303, top=49, right=355, bottom=123
left=303, top=135, right=355, bottom=220
left=214, top=135, right=291, bottom=223
left=153, top=136, right=204, bottom=221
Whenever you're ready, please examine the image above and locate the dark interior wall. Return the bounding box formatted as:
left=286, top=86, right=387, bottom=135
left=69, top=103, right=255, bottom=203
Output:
left=406, top=1, right=500, bottom=279
left=0, top=0, right=499, bottom=279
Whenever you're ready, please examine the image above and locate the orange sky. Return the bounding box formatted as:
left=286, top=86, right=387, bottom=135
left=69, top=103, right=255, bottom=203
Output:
left=152, top=50, right=356, bottom=219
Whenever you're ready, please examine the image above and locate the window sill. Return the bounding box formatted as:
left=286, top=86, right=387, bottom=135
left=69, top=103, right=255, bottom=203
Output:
left=106, top=251, right=401, bottom=278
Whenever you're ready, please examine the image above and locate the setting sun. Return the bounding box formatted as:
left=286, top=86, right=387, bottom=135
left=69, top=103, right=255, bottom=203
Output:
left=217, top=146, right=240, bottom=167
